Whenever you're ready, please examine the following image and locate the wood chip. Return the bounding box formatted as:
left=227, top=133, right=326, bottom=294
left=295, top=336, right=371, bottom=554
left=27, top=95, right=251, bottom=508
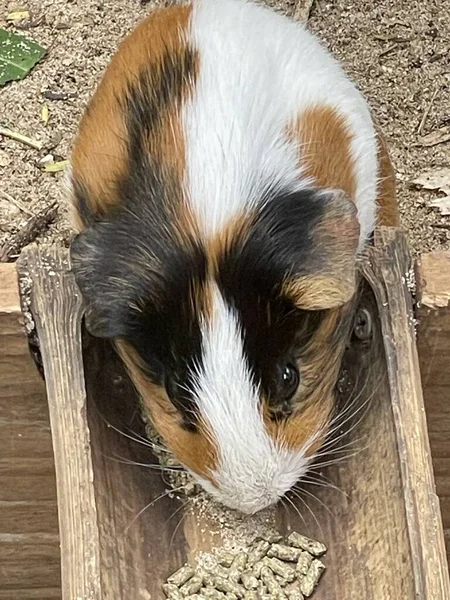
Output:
left=417, top=127, right=450, bottom=147
left=43, top=159, right=69, bottom=173
left=0, top=201, right=58, bottom=262
left=293, top=0, right=315, bottom=23
left=6, top=10, right=30, bottom=21
left=1, top=191, right=34, bottom=217
left=0, top=126, right=43, bottom=150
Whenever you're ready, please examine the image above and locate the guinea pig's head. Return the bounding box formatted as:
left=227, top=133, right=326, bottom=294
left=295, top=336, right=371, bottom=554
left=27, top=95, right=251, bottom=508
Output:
left=70, top=186, right=360, bottom=514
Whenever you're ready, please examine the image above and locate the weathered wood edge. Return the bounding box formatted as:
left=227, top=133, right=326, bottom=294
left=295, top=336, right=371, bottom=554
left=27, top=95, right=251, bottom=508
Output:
left=360, top=227, right=450, bottom=599
left=17, top=244, right=102, bottom=600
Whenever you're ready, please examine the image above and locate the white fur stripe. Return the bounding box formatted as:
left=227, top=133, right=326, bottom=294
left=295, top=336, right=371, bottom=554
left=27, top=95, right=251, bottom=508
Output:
left=191, top=285, right=311, bottom=514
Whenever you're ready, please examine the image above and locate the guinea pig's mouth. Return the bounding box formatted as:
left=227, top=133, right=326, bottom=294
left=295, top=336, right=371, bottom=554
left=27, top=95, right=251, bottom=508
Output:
left=190, top=472, right=288, bottom=515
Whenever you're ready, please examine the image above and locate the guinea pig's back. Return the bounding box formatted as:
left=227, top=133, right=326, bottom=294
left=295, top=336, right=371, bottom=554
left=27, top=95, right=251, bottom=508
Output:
left=70, top=0, right=379, bottom=246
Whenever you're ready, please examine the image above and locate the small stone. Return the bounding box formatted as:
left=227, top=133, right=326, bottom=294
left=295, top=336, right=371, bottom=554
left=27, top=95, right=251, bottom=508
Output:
left=267, top=544, right=302, bottom=562
left=300, top=560, right=326, bottom=597
left=296, top=552, right=313, bottom=578
left=167, top=565, right=196, bottom=587
left=287, top=533, right=327, bottom=557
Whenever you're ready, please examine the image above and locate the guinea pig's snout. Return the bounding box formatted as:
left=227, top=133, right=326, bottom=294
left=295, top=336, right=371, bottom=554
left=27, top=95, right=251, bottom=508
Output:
left=194, top=470, right=298, bottom=515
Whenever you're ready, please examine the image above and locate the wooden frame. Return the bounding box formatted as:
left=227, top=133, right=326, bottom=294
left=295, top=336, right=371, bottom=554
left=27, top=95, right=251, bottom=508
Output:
left=1, top=227, right=449, bottom=599
left=0, top=263, right=60, bottom=600
left=416, top=251, right=450, bottom=558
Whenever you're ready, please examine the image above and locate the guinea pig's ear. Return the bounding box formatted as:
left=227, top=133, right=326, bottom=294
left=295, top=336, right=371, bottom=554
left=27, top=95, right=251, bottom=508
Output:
left=70, top=227, right=134, bottom=339
left=281, top=189, right=360, bottom=311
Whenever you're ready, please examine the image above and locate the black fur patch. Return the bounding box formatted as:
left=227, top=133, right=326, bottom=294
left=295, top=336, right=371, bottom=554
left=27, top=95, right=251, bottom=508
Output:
left=216, top=189, right=346, bottom=416
left=71, top=47, right=204, bottom=427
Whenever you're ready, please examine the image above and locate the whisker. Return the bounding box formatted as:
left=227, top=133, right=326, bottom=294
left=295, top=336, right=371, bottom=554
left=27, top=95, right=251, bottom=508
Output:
left=102, top=452, right=182, bottom=473
left=124, top=485, right=187, bottom=534
left=284, top=493, right=307, bottom=529
left=288, top=490, right=324, bottom=539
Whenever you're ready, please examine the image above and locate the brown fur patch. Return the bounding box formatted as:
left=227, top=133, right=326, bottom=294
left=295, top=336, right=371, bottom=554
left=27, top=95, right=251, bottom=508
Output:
left=375, top=131, right=399, bottom=226
left=281, top=190, right=359, bottom=310
left=290, top=105, right=357, bottom=201
left=116, top=340, right=218, bottom=481
left=71, top=4, right=194, bottom=223
left=284, top=274, right=355, bottom=310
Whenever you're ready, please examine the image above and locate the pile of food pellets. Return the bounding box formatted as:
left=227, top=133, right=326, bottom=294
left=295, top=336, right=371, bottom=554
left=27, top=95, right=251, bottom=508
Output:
left=163, top=531, right=326, bottom=600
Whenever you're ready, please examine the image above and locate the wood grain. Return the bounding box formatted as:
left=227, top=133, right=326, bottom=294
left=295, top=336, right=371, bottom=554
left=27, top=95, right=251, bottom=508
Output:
left=0, top=263, right=60, bottom=600
left=416, top=250, right=450, bottom=560
left=360, top=229, right=450, bottom=598
left=19, top=246, right=101, bottom=600
left=19, top=236, right=449, bottom=599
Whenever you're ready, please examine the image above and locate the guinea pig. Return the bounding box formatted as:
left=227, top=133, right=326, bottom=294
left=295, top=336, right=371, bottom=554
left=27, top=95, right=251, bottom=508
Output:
left=68, top=0, right=398, bottom=514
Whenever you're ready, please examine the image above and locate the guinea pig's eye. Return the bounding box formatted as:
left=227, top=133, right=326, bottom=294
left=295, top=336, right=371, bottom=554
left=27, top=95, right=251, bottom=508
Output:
left=277, top=363, right=300, bottom=400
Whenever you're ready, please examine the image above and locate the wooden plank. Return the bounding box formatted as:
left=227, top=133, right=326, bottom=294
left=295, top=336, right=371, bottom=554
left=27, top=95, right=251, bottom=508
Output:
left=19, top=245, right=101, bottom=600
left=361, top=229, right=450, bottom=597
left=0, top=263, right=61, bottom=598
left=416, top=250, right=450, bottom=560
left=23, top=232, right=448, bottom=599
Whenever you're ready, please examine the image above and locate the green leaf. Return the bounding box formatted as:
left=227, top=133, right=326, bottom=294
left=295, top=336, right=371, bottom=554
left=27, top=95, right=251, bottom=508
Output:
left=0, top=28, right=46, bottom=87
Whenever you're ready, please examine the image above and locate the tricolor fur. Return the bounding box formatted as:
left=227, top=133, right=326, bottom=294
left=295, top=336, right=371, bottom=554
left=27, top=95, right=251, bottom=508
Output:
left=69, top=0, right=397, bottom=513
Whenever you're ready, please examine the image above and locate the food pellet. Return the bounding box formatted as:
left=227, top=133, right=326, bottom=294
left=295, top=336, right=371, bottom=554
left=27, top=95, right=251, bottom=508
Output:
left=217, top=551, right=236, bottom=568
left=247, top=540, right=270, bottom=568
left=287, top=590, right=305, bottom=600
left=168, top=565, right=196, bottom=587
left=229, top=552, right=248, bottom=581
left=260, top=566, right=284, bottom=596
left=180, top=575, right=204, bottom=596
left=287, top=533, right=327, bottom=557
left=243, top=592, right=259, bottom=600
left=261, top=532, right=283, bottom=544
left=251, top=560, right=265, bottom=579
left=266, top=557, right=296, bottom=582
left=163, top=583, right=185, bottom=600
left=296, top=552, right=313, bottom=578
left=241, top=571, right=259, bottom=590
left=267, top=544, right=302, bottom=562
left=213, top=576, right=245, bottom=598
left=201, top=589, right=226, bottom=599
left=300, top=560, right=326, bottom=597
left=201, top=572, right=216, bottom=587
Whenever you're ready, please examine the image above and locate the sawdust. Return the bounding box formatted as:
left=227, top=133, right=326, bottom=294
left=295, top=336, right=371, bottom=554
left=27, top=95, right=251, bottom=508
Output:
left=0, top=0, right=449, bottom=256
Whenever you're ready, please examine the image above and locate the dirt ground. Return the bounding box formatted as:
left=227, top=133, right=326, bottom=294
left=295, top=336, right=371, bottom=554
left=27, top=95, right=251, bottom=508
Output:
left=0, top=0, right=449, bottom=257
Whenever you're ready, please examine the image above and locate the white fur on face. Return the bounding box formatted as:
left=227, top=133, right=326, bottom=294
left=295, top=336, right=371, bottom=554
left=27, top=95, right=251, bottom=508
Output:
left=190, top=285, right=312, bottom=514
